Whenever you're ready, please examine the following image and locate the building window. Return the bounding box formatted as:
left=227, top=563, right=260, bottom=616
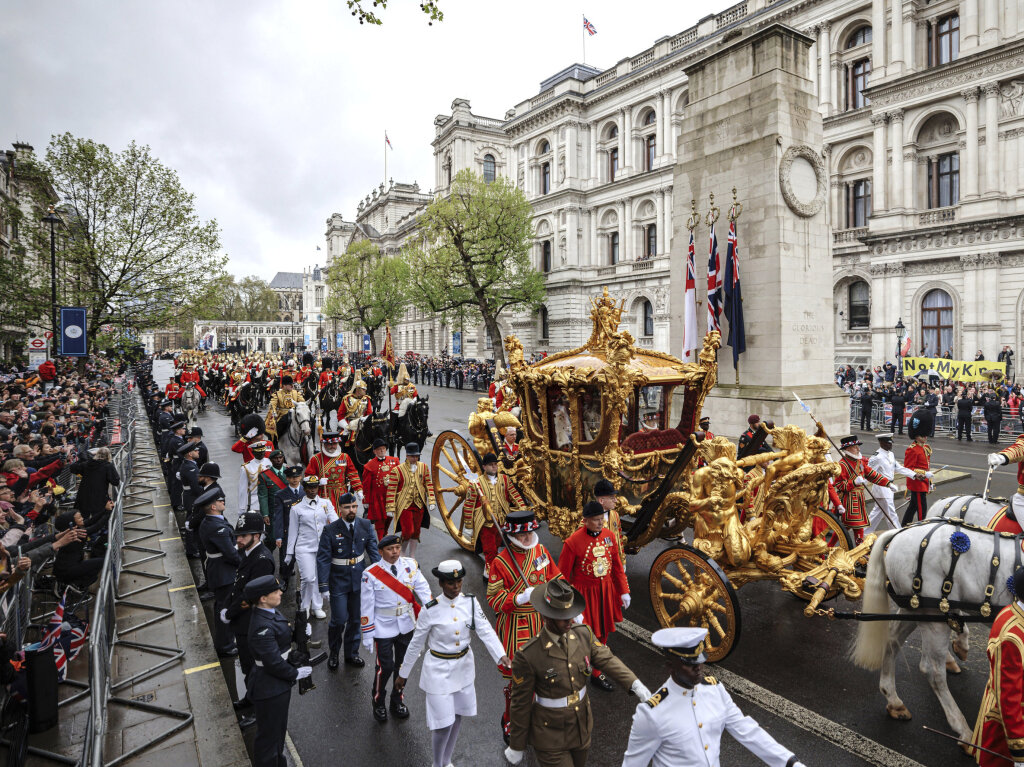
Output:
left=542, top=240, right=552, bottom=273
left=609, top=232, right=619, bottom=265
left=315, top=286, right=324, bottom=308
left=608, top=148, right=618, bottom=182
left=847, top=58, right=871, bottom=110
left=539, top=140, right=550, bottom=155
left=847, top=179, right=872, bottom=227
left=642, top=300, right=654, bottom=337
left=848, top=281, right=870, bottom=328
left=921, top=288, right=953, bottom=356
left=541, top=162, right=550, bottom=194
left=483, top=154, right=496, bottom=183
left=644, top=224, right=657, bottom=259
left=928, top=152, right=959, bottom=208
left=928, top=14, right=959, bottom=66
left=539, top=306, right=549, bottom=340
left=645, top=135, right=656, bottom=170
left=846, top=25, right=872, bottom=48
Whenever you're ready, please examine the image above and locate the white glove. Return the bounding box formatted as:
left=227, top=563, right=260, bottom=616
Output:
left=989, top=452, right=1008, bottom=467
left=504, top=748, right=524, bottom=765
left=363, top=639, right=374, bottom=653
left=356, top=491, right=364, bottom=504
left=183, top=521, right=191, bottom=531
left=429, top=503, right=437, bottom=514
left=514, top=587, right=534, bottom=606
left=219, top=609, right=229, bottom=624
left=319, top=477, right=328, bottom=486
left=621, top=594, right=631, bottom=610
left=836, top=505, right=846, bottom=516
left=305, top=623, right=312, bottom=637
left=295, top=666, right=312, bottom=680
left=572, top=613, right=584, bottom=625
left=321, top=591, right=330, bottom=599
left=853, top=477, right=866, bottom=486
left=284, top=555, right=293, bottom=566
left=630, top=679, right=652, bottom=701
left=924, top=471, right=933, bottom=479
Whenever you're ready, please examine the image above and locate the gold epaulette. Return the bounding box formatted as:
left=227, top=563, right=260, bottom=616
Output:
left=646, top=687, right=669, bottom=707
left=702, top=675, right=718, bottom=685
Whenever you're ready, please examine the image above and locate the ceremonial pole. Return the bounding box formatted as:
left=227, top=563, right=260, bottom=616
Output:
left=727, top=187, right=743, bottom=386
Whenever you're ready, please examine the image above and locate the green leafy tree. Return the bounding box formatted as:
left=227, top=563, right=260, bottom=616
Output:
left=347, top=0, right=442, bottom=25
left=403, top=169, right=544, bottom=364
left=324, top=239, right=410, bottom=354
left=21, top=133, right=225, bottom=351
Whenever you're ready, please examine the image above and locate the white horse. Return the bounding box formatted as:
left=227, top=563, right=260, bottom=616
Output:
left=851, top=522, right=1020, bottom=741
left=927, top=493, right=1020, bottom=533
left=277, top=400, right=313, bottom=467
left=180, top=383, right=201, bottom=431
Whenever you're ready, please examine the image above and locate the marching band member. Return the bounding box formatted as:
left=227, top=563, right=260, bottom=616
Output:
left=385, top=442, right=436, bottom=558
left=395, top=560, right=509, bottom=767
left=486, top=509, right=562, bottom=743
left=461, top=452, right=525, bottom=577
left=359, top=533, right=431, bottom=722
left=557, top=500, right=630, bottom=692
left=285, top=475, right=339, bottom=619
left=362, top=438, right=400, bottom=540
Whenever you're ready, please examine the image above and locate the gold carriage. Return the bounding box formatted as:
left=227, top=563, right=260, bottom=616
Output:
left=430, top=289, right=872, bottom=661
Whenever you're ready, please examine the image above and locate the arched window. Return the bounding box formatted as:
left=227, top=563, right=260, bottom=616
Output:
left=607, top=125, right=618, bottom=139
left=642, top=300, right=654, bottom=337
left=539, top=140, right=550, bottom=155
left=846, top=25, right=872, bottom=48
left=542, top=241, right=552, bottom=273
left=848, top=281, right=870, bottom=328
left=643, top=111, right=656, bottom=126
left=609, top=232, right=619, bottom=265
left=315, top=286, right=324, bottom=307
left=541, top=162, right=551, bottom=194
left=921, top=289, right=954, bottom=356
left=539, top=306, right=549, bottom=340
left=483, top=154, right=496, bottom=183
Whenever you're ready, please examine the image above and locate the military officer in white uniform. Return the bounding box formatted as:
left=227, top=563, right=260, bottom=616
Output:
left=360, top=533, right=432, bottom=722
left=238, top=441, right=272, bottom=521
left=866, top=433, right=917, bottom=532
left=622, top=627, right=805, bottom=767
left=284, top=475, right=338, bottom=618
left=395, top=560, right=510, bottom=767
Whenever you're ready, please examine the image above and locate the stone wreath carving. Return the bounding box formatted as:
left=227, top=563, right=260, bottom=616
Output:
left=779, top=144, right=827, bottom=218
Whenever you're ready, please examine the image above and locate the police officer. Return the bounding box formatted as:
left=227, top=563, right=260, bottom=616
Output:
left=186, top=462, right=222, bottom=566
left=186, top=427, right=209, bottom=467
left=196, top=486, right=240, bottom=657
left=245, top=575, right=312, bottom=767
left=505, top=579, right=651, bottom=767
left=316, top=492, right=380, bottom=670
left=360, top=533, right=431, bottom=721
left=156, top=399, right=175, bottom=434
left=161, top=419, right=186, bottom=493
left=272, top=466, right=304, bottom=582
left=177, top=441, right=202, bottom=555
left=223, top=512, right=276, bottom=718
left=622, top=628, right=805, bottom=767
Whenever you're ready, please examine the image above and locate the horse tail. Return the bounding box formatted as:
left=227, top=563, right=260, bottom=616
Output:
left=850, top=528, right=899, bottom=670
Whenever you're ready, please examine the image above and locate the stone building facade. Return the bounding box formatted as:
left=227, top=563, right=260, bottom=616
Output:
left=192, top=320, right=303, bottom=355
left=327, top=0, right=1024, bottom=367
left=268, top=272, right=304, bottom=323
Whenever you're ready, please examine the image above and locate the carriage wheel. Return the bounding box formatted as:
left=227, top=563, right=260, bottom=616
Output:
left=430, top=430, right=482, bottom=552
left=789, top=509, right=856, bottom=602
left=649, top=545, right=741, bottom=663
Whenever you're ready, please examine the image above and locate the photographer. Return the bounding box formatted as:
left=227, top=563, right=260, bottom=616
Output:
left=51, top=507, right=109, bottom=591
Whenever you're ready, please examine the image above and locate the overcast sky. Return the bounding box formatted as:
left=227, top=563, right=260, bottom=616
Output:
left=4, top=0, right=705, bottom=281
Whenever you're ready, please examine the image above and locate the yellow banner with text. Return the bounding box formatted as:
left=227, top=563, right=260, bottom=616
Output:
left=901, top=356, right=1006, bottom=382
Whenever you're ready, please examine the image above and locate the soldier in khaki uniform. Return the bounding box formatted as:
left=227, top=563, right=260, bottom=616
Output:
left=504, top=579, right=651, bottom=767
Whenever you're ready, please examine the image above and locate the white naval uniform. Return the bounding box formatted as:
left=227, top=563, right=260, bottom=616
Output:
left=360, top=557, right=432, bottom=642
left=238, top=457, right=272, bottom=520
left=286, top=495, right=338, bottom=611
left=866, top=448, right=915, bottom=532
left=622, top=676, right=796, bottom=767
left=398, top=591, right=505, bottom=730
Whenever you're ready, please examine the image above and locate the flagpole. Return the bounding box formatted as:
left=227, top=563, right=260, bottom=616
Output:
left=582, top=12, right=586, bottom=63
left=384, top=131, right=388, bottom=187
left=728, top=187, right=743, bottom=386
left=705, top=192, right=720, bottom=363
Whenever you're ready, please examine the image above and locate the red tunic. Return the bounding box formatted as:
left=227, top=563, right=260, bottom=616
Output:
left=165, top=382, right=182, bottom=400
left=179, top=370, right=206, bottom=397
left=362, top=455, right=399, bottom=526
left=305, top=451, right=362, bottom=510
left=903, top=443, right=932, bottom=493
left=558, top=526, right=628, bottom=641
left=486, top=545, right=561, bottom=678
left=231, top=437, right=273, bottom=464
left=998, top=434, right=1024, bottom=486
left=972, top=602, right=1024, bottom=765
left=338, top=394, right=373, bottom=421
left=317, top=370, right=333, bottom=389
left=833, top=455, right=891, bottom=529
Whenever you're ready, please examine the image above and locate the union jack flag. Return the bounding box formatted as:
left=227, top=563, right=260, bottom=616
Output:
left=385, top=132, right=393, bottom=150
left=683, top=229, right=697, bottom=360
left=583, top=16, right=597, bottom=36
left=707, top=225, right=722, bottom=333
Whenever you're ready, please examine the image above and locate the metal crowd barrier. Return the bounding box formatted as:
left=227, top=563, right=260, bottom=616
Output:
left=849, top=399, right=1024, bottom=438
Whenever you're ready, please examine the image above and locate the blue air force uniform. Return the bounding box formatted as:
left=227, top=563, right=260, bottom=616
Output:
left=197, top=490, right=240, bottom=655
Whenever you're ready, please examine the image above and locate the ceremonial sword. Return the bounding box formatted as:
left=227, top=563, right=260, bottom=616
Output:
left=457, top=453, right=528, bottom=583
left=921, top=725, right=1013, bottom=762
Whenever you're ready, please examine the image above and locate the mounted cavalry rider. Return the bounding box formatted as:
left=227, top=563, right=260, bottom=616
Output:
left=265, top=375, right=305, bottom=441
left=390, top=364, right=418, bottom=417
left=338, top=373, right=372, bottom=445
left=179, top=362, right=206, bottom=397
left=317, top=357, right=335, bottom=390
left=225, top=369, right=247, bottom=406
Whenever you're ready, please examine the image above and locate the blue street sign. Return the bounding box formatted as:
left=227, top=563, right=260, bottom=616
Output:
left=453, top=331, right=462, bottom=356
left=304, top=334, right=310, bottom=347
left=362, top=334, right=371, bottom=352
left=321, top=337, right=328, bottom=351
left=59, top=307, right=88, bottom=356
left=336, top=333, right=343, bottom=350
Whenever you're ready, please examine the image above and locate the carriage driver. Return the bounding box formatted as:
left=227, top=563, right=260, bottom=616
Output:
left=265, top=375, right=305, bottom=441
left=988, top=434, right=1024, bottom=523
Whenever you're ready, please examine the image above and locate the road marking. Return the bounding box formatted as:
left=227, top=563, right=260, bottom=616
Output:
left=154, top=503, right=171, bottom=508
left=285, top=733, right=304, bottom=766
left=183, top=661, right=221, bottom=675
left=159, top=537, right=180, bottom=542
left=169, top=585, right=196, bottom=592
left=616, top=619, right=927, bottom=767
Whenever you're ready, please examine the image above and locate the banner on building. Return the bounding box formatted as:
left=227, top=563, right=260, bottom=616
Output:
left=59, top=307, right=88, bottom=357
left=320, top=337, right=328, bottom=351
left=363, top=334, right=371, bottom=352
left=452, top=331, right=462, bottom=356
left=336, top=333, right=344, bottom=351
left=902, top=356, right=1007, bottom=382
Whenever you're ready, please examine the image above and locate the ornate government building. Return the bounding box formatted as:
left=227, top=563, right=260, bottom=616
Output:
left=327, top=0, right=1024, bottom=366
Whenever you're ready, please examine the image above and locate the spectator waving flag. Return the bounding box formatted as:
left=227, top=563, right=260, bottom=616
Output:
left=683, top=228, right=698, bottom=360
left=583, top=16, right=597, bottom=35
left=706, top=222, right=722, bottom=333
left=723, top=217, right=746, bottom=369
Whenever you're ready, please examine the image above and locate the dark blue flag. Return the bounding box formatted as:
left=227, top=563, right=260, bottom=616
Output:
left=723, top=218, right=746, bottom=368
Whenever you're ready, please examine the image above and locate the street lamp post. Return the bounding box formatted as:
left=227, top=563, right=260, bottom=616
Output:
left=895, top=318, right=906, bottom=380
left=42, top=207, right=61, bottom=353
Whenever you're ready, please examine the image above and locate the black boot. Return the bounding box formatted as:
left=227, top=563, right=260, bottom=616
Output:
left=390, top=694, right=409, bottom=719
left=373, top=701, right=388, bottom=722
left=327, top=626, right=341, bottom=670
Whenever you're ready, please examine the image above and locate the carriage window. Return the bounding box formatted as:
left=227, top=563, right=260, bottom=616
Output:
left=638, top=385, right=666, bottom=430
left=580, top=385, right=603, bottom=443
left=619, top=384, right=683, bottom=453
left=547, top=387, right=573, bottom=451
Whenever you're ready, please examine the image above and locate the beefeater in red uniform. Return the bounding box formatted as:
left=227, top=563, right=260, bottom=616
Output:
left=179, top=365, right=206, bottom=397
left=362, top=437, right=399, bottom=539
left=305, top=431, right=363, bottom=512
left=557, top=500, right=630, bottom=692
left=461, top=452, right=525, bottom=575
left=833, top=435, right=891, bottom=543
left=486, top=509, right=561, bottom=743
left=971, top=569, right=1024, bottom=766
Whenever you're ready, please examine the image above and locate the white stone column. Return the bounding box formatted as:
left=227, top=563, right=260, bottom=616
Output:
left=588, top=208, right=597, bottom=266
left=566, top=121, right=577, bottom=184
left=871, top=113, right=888, bottom=212
left=623, top=107, right=634, bottom=173
left=891, top=0, right=905, bottom=73
left=903, top=8, right=915, bottom=72
left=832, top=61, right=845, bottom=113
left=1017, top=130, right=1024, bottom=193
left=890, top=110, right=905, bottom=208
left=808, top=36, right=818, bottom=96
left=903, top=148, right=915, bottom=209
left=664, top=188, right=673, bottom=252
left=617, top=109, right=626, bottom=175
left=568, top=207, right=579, bottom=266
left=869, top=0, right=885, bottom=77
left=619, top=200, right=628, bottom=262
left=985, top=83, right=1001, bottom=195
left=983, top=0, right=999, bottom=43
left=1009, top=0, right=1019, bottom=40
left=655, top=191, right=665, bottom=256
left=963, top=0, right=980, bottom=49
left=660, top=91, right=670, bottom=161
left=670, top=118, right=680, bottom=161
left=963, top=87, right=981, bottom=199
left=831, top=180, right=842, bottom=227
left=622, top=199, right=633, bottom=261
left=589, top=126, right=598, bottom=186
